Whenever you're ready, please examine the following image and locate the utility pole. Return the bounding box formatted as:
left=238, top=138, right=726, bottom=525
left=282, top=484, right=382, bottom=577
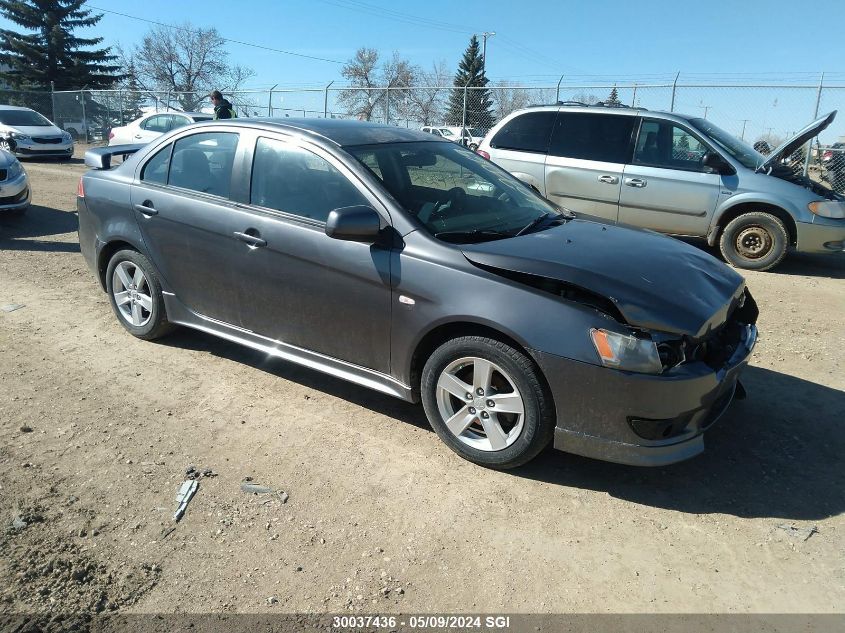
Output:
left=739, top=119, right=749, bottom=140
left=699, top=104, right=711, bottom=119
left=480, top=31, right=496, bottom=70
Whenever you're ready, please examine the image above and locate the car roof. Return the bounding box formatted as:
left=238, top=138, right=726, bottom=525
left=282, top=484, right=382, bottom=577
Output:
left=0, top=105, right=37, bottom=111
left=196, top=117, right=438, bottom=147
left=147, top=111, right=210, bottom=118
left=514, top=103, right=697, bottom=123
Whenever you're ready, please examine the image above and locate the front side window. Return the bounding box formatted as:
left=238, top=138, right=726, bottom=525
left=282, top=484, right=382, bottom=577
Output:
left=490, top=111, right=557, bottom=154
left=549, top=113, right=636, bottom=163
left=634, top=120, right=710, bottom=171
left=348, top=141, right=562, bottom=242
left=250, top=137, right=368, bottom=222
left=169, top=132, right=239, bottom=198
left=140, top=143, right=172, bottom=184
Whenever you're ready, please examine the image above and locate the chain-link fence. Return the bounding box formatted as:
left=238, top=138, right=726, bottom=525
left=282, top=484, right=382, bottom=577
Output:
left=3, top=78, right=844, bottom=191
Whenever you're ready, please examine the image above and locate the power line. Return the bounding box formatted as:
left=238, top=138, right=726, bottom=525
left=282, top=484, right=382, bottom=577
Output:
left=86, top=5, right=345, bottom=64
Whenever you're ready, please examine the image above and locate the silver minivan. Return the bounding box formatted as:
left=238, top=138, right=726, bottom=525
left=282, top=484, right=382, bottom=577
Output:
left=477, top=105, right=845, bottom=270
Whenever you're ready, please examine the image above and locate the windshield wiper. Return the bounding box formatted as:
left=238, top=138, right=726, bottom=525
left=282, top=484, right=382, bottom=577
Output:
left=515, top=212, right=555, bottom=237
left=434, top=228, right=513, bottom=242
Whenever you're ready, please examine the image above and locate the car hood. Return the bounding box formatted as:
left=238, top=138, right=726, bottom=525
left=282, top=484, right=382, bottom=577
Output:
left=461, top=219, right=746, bottom=338
left=757, top=110, right=836, bottom=172
left=1, top=124, right=63, bottom=137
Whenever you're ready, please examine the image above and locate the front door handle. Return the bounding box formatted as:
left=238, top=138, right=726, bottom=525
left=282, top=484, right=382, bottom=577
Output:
left=598, top=175, right=619, bottom=184
left=134, top=134, right=143, bottom=139
left=625, top=178, right=647, bottom=188
left=234, top=230, right=267, bottom=248
left=134, top=201, right=158, bottom=216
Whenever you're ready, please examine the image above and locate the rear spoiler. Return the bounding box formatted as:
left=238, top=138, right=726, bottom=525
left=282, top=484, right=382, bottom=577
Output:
left=84, top=143, right=146, bottom=170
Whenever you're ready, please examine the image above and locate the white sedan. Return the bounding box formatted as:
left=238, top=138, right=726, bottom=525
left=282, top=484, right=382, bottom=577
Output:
left=108, top=112, right=213, bottom=146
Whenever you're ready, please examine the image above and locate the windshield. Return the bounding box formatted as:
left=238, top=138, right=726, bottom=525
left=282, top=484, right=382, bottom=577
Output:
left=439, top=129, right=455, bottom=137
left=348, top=141, right=563, bottom=242
left=0, top=109, right=52, bottom=127
left=689, top=117, right=763, bottom=170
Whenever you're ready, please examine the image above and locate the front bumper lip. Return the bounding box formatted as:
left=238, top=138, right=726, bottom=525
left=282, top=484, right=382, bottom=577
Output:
left=534, top=325, right=757, bottom=467
left=9, top=138, right=74, bottom=157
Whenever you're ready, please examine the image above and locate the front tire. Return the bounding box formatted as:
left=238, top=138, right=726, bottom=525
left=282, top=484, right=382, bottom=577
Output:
left=105, top=249, right=175, bottom=340
left=719, top=211, right=789, bottom=271
left=421, top=336, right=555, bottom=469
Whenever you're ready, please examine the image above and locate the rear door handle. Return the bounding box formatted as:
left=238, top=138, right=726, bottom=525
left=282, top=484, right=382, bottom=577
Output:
left=134, top=202, right=158, bottom=216
left=625, top=178, right=647, bottom=188
left=598, top=175, right=619, bottom=184
left=234, top=231, right=267, bottom=248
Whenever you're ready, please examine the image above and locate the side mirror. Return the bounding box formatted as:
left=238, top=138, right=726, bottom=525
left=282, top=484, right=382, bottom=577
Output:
left=325, top=205, right=382, bottom=243
left=702, top=151, right=736, bottom=176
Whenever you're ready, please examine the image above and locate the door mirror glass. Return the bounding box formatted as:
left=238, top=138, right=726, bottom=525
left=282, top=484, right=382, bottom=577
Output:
left=702, top=151, right=736, bottom=175
left=325, top=205, right=382, bottom=242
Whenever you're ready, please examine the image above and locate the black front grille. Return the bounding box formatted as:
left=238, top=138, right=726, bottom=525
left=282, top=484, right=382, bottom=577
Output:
left=33, top=137, right=63, bottom=144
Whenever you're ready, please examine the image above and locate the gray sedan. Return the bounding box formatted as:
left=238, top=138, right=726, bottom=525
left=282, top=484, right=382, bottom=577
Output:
left=77, top=119, right=758, bottom=469
left=0, top=148, right=30, bottom=214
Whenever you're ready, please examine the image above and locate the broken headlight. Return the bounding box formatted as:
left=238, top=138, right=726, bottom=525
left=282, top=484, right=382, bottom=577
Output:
left=590, top=328, right=663, bottom=374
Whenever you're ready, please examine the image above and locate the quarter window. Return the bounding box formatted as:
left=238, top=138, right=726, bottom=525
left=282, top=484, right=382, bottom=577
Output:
left=634, top=120, right=710, bottom=170
left=489, top=111, right=556, bottom=153
left=250, top=137, right=368, bottom=222
left=141, top=114, right=171, bottom=133
left=169, top=132, right=239, bottom=198
left=549, top=113, right=636, bottom=163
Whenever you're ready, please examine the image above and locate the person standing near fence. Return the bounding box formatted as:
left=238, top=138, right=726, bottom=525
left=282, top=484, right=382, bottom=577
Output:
left=210, top=90, right=236, bottom=120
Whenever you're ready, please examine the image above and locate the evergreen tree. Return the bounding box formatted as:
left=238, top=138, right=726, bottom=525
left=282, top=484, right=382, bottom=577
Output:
left=606, top=85, right=621, bottom=106
left=0, top=0, right=120, bottom=90
left=447, top=36, right=494, bottom=129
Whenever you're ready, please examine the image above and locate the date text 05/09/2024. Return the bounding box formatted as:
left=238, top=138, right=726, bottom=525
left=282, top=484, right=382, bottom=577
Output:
left=332, top=615, right=512, bottom=630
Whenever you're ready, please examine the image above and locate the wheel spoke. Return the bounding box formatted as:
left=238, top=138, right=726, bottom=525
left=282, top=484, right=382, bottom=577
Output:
left=131, top=302, right=143, bottom=326
left=472, top=359, right=493, bottom=393
left=437, top=372, right=472, bottom=400
left=489, top=392, right=524, bottom=415
left=444, top=406, right=475, bottom=436
left=136, top=293, right=153, bottom=312
left=132, top=267, right=145, bottom=289
left=114, top=290, right=131, bottom=307
left=481, top=414, right=509, bottom=450
left=115, top=264, right=132, bottom=290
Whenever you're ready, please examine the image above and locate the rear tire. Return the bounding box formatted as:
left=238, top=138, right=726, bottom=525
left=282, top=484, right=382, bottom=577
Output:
left=421, top=336, right=555, bottom=469
left=105, top=249, right=175, bottom=340
left=719, top=211, right=789, bottom=271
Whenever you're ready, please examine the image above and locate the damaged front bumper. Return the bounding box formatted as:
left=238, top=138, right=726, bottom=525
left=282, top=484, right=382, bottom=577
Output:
left=533, top=324, right=757, bottom=467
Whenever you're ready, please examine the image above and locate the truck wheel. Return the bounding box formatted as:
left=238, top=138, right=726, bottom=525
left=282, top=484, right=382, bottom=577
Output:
left=719, top=212, right=789, bottom=271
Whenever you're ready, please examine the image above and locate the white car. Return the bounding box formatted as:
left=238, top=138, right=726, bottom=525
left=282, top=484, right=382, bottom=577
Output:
left=421, top=125, right=486, bottom=150
left=0, top=105, right=74, bottom=159
left=109, top=112, right=213, bottom=146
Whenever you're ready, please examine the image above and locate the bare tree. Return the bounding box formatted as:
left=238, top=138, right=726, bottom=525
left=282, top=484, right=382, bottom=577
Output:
left=489, top=80, right=533, bottom=122
left=127, top=22, right=253, bottom=111
left=337, top=47, right=417, bottom=123
left=407, top=61, right=450, bottom=126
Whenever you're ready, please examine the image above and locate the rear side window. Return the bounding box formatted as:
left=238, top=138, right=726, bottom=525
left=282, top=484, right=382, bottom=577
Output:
left=141, top=115, right=170, bottom=133
left=549, top=113, right=636, bottom=163
left=169, top=115, right=191, bottom=131
left=490, top=111, right=556, bottom=153
left=250, top=137, right=368, bottom=223
left=169, top=132, right=239, bottom=198
left=140, top=143, right=172, bottom=184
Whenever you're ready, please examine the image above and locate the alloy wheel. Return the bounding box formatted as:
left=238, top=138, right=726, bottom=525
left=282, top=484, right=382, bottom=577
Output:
left=111, top=260, right=153, bottom=327
left=435, top=356, right=525, bottom=451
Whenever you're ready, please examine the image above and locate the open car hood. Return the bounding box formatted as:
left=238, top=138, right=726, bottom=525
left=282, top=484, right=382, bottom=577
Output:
left=758, top=110, right=836, bottom=172
left=461, top=220, right=746, bottom=338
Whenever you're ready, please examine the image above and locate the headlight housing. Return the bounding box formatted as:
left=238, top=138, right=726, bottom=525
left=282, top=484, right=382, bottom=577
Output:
left=61, top=131, right=72, bottom=142
left=8, top=131, right=31, bottom=141
left=6, top=159, right=23, bottom=180
left=808, top=200, right=845, bottom=219
left=590, top=328, right=663, bottom=374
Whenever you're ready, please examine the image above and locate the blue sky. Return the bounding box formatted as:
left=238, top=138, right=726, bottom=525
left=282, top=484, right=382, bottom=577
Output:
left=2, top=0, right=845, bottom=141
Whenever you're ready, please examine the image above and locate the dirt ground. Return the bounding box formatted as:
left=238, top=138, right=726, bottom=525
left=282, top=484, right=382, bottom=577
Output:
left=1, top=149, right=844, bottom=622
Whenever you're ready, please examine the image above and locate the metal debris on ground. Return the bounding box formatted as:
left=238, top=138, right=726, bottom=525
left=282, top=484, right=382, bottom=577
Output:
left=776, top=524, right=819, bottom=541
left=173, top=479, right=199, bottom=522
left=1, top=304, right=25, bottom=312
left=11, top=515, right=27, bottom=531
left=240, top=480, right=289, bottom=504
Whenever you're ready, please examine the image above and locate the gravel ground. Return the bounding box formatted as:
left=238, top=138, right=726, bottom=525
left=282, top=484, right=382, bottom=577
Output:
left=1, top=149, right=844, bottom=620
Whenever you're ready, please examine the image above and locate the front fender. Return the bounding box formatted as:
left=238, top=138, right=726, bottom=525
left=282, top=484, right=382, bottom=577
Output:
left=707, top=192, right=804, bottom=245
